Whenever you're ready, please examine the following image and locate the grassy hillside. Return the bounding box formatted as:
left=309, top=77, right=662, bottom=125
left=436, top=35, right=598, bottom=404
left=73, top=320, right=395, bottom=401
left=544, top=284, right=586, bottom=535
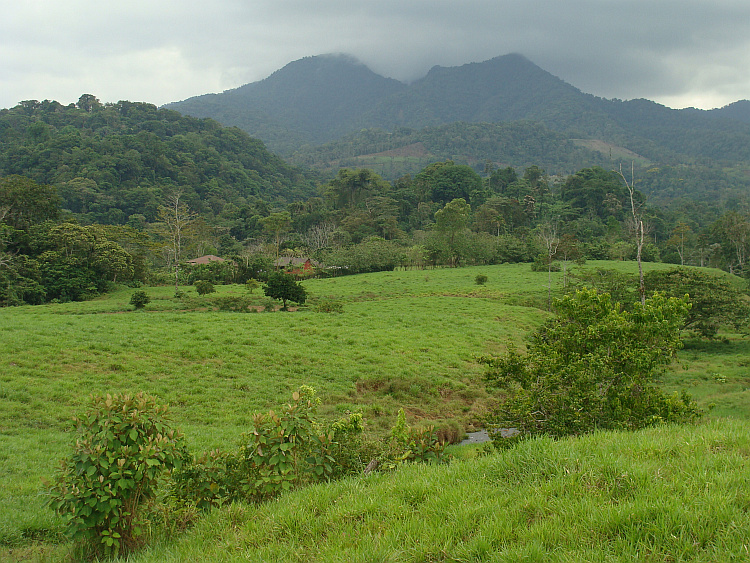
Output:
left=1, top=261, right=748, bottom=560
left=129, top=418, right=750, bottom=562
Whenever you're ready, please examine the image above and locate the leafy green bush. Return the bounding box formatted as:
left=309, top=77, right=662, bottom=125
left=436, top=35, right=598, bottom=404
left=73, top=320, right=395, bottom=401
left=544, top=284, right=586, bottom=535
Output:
left=129, top=289, right=150, bottom=310
left=170, top=449, right=243, bottom=511
left=47, top=393, right=185, bottom=558
left=480, top=288, right=703, bottom=446
left=239, top=386, right=335, bottom=501
left=194, top=280, right=215, bottom=296
left=530, top=256, right=560, bottom=272
left=245, top=278, right=260, bottom=293
left=475, top=274, right=488, bottom=285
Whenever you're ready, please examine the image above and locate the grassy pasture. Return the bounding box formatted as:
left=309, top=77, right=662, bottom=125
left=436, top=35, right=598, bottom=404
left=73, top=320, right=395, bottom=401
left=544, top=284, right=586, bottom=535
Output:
left=0, top=260, right=748, bottom=558
left=132, top=419, right=750, bottom=562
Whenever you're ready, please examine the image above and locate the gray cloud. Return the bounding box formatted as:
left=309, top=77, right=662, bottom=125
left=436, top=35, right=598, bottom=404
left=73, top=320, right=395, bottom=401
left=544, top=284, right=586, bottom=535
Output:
left=2, top=0, right=750, bottom=110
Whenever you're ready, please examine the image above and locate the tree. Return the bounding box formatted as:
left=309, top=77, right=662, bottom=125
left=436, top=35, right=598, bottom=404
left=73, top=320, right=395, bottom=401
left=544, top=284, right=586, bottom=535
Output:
left=480, top=288, right=701, bottom=444
left=713, top=211, right=750, bottom=275
left=615, top=163, right=647, bottom=304
left=325, top=169, right=389, bottom=209
left=263, top=272, right=307, bottom=311
left=666, top=222, right=693, bottom=266
left=262, top=212, right=292, bottom=265
left=434, top=198, right=471, bottom=267
left=535, top=221, right=560, bottom=311
left=194, top=279, right=215, bottom=296
left=0, top=175, right=60, bottom=230
left=158, top=192, right=196, bottom=295
left=129, top=290, right=150, bottom=310
left=645, top=267, right=750, bottom=338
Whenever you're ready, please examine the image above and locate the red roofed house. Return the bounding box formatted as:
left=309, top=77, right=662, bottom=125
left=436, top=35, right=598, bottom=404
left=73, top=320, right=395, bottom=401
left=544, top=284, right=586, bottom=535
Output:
left=274, top=257, right=320, bottom=275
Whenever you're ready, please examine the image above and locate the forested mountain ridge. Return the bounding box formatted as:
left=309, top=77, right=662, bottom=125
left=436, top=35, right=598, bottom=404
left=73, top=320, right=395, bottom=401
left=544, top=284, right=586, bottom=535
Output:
left=164, top=54, right=406, bottom=154
left=165, top=53, right=750, bottom=166
left=0, top=97, right=320, bottom=224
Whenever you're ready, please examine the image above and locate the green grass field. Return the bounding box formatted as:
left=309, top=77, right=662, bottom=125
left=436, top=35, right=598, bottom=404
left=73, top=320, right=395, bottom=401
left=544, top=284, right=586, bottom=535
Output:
left=1, top=260, right=748, bottom=561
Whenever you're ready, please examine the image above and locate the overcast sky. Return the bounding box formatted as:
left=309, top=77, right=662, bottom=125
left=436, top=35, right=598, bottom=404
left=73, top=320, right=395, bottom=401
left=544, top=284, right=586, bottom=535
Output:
left=3, top=0, right=750, bottom=112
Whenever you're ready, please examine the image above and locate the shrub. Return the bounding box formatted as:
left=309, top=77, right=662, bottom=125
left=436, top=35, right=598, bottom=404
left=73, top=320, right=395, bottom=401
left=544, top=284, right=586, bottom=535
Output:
left=245, top=278, right=260, bottom=294
left=385, top=408, right=446, bottom=465
left=170, top=449, right=243, bottom=511
left=475, top=274, right=488, bottom=285
left=47, top=393, right=185, bottom=558
left=531, top=257, right=560, bottom=272
left=313, top=296, right=344, bottom=313
left=239, top=386, right=336, bottom=502
left=480, top=289, right=703, bottom=446
left=194, top=279, right=215, bottom=296
left=129, top=290, right=150, bottom=310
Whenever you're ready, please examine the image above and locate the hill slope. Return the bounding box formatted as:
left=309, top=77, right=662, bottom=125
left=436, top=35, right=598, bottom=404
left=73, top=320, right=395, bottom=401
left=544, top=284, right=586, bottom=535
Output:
left=129, top=419, right=750, bottom=562
left=0, top=98, right=320, bottom=223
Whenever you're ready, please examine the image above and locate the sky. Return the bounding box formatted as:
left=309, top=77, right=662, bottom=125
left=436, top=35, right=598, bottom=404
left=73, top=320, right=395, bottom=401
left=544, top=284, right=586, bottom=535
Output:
left=3, top=0, right=750, bottom=112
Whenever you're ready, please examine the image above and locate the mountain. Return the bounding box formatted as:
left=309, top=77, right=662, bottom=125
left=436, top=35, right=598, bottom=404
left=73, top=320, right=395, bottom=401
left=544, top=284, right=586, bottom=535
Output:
left=164, top=54, right=405, bottom=154
left=708, top=100, right=750, bottom=124
left=165, top=53, right=750, bottom=167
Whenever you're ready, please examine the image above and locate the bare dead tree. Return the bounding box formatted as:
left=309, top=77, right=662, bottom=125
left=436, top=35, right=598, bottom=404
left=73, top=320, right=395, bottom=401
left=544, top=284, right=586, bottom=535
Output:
left=158, top=192, right=196, bottom=295
left=615, top=163, right=646, bottom=305
left=303, top=221, right=337, bottom=253
left=537, top=221, right=560, bottom=311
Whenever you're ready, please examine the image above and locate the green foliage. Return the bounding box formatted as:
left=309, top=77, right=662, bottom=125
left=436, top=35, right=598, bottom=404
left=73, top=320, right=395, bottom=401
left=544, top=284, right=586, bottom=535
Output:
left=129, top=290, right=150, bottom=310
left=263, top=271, right=307, bottom=310
left=385, top=408, right=446, bottom=465
left=0, top=100, right=318, bottom=224
left=170, top=388, right=369, bottom=511
left=530, top=256, right=560, bottom=272
left=480, top=288, right=703, bottom=444
left=644, top=267, right=750, bottom=338
left=47, top=393, right=185, bottom=558
left=245, top=278, right=260, bottom=293
left=474, top=274, right=488, bottom=285
left=194, top=279, right=215, bottom=296
left=0, top=175, right=60, bottom=229
left=239, top=386, right=335, bottom=501
left=322, top=236, right=405, bottom=274
left=169, top=449, right=242, bottom=511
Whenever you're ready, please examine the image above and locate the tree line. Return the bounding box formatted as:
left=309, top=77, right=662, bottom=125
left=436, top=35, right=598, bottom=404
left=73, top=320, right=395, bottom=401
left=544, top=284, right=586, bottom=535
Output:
left=2, top=156, right=750, bottom=306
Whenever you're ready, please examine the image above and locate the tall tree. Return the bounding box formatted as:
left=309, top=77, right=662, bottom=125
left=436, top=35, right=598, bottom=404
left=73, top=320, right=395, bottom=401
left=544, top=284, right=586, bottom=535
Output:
left=536, top=221, right=560, bottom=311
left=158, top=192, right=196, bottom=295
left=616, top=163, right=646, bottom=305
left=262, top=211, right=292, bottom=265
left=0, top=175, right=60, bottom=230
left=434, top=198, right=471, bottom=267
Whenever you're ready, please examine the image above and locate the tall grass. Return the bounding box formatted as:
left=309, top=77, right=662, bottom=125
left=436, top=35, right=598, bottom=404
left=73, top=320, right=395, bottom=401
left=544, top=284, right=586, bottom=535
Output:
left=130, top=419, right=750, bottom=562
